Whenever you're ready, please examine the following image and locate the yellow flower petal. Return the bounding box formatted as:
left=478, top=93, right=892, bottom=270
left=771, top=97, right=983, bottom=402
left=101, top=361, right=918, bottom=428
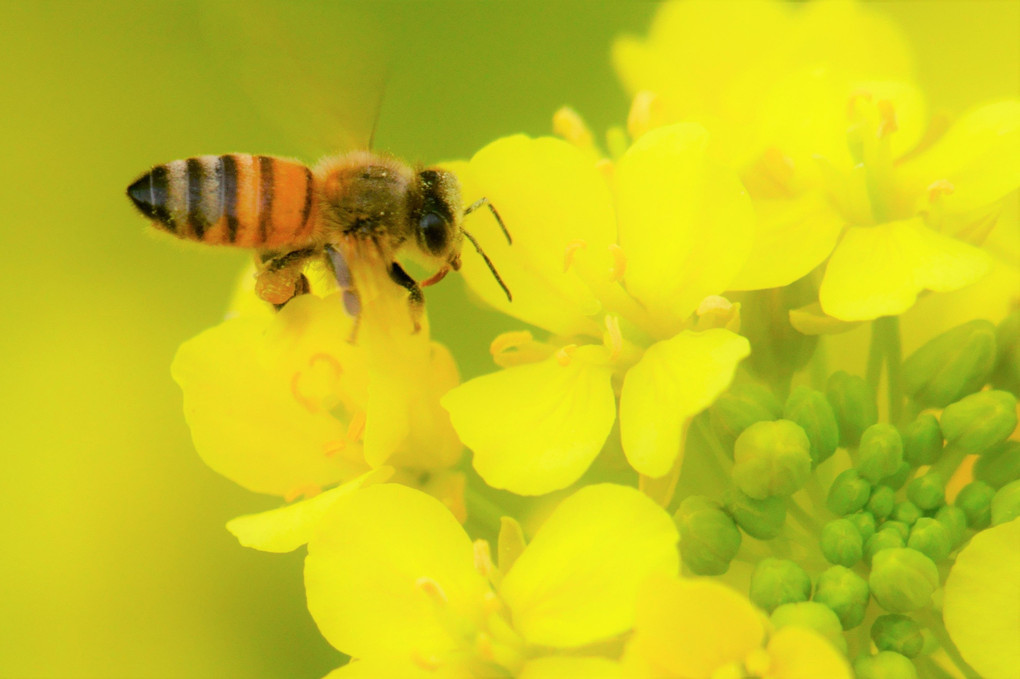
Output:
left=729, top=195, right=845, bottom=290
left=171, top=294, right=366, bottom=497
left=765, top=626, right=852, bottom=679
left=441, top=346, right=616, bottom=496
left=788, top=302, right=862, bottom=336
left=819, top=218, right=991, bottom=321
left=323, top=659, right=470, bottom=679
left=620, top=329, right=750, bottom=478
left=616, top=124, right=755, bottom=329
left=304, top=484, right=489, bottom=662
left=445, top=134, right=618, bottom=337
left=499, top=484, right=679, bottom=648
left=628, top=576, right=766, bottom=679
left=226, top=467, right=393, bottom=553
left=898, top=100, right=1020, bottom=214
left=519, top=656, right=622, bottom=679
left=943, top=517, right=1020, bottom=679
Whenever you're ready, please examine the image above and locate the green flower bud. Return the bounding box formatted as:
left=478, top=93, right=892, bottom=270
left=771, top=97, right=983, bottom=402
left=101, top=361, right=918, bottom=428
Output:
left=935, top=505, right=967, bottom=547
left=903, top=319, right=997, bottom=409
left=848, top=511, right=876, bottom=542
left=854, top=651, right=919, bottom=679
left=771, top=601, right=847, bottom=653
left=710, top=381, right=782, bottom=453
left=991, top=310, right=1020, bottom=394
left=749, top=558, right=812, bottom=613
left=814, top=565, right=870, bottom=629
left=870, top=548, right=939, bottom=613
left=902, top=414, right=943, bottom=467
left=828, top=469, right=872, bottom=515
left=827, top=371, right=878, bottom=447
left=821, top=518, right=863, bottom=567
left=892, top=501, right=922, bottom=526
left=991, top=479, right=1020, bottom=526
left=879, top=461, right=912, bottom=490
left=784, top=386, right=839, bottom=466
left=940, top=390, right=1018, bottom=456
left=907, top=518, right=952, bottom=562
left=871, top=614, right=925, bottom=658
left=858, top=424, right=904, bottom=484
left=955, top=480, right=995, bottom=529
left=865, top=528, right=905, bottom=565
left=882, top=520, right=911, bottom=541
left=906, top=472, right=945, bottom=511
left=675, top=496, right=741, bottom=575
left=867, top=485, right=896, bottom=519
left=733, top=420, right=812, bottom=499
left=974, top=440, right=1020, bottom=489
left=724, top=486, right=786, bottom=540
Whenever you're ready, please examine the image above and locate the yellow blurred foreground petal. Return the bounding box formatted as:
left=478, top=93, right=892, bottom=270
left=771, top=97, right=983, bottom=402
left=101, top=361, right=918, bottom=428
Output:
left=628, top=576, right=766, bottom=679
left=620, top=329, right=750, bottom=477
left=225, top=467, right=393, bottom=553
left=519, top=656, right=622, bottom=679
left=765, top=626, right=852, bottom=679
left=324, top=658, right=468, bottom=679
left=615, top=124, right=755, bottom=329
left=304, top=484, right=489, bottom=662
left=442, top=347, right=616, bottom=496
left=499, top=484, right=679, bottom=648
left=819, top=218, right=990, bottom=321
left=943, top=518, right=1020, bottom=679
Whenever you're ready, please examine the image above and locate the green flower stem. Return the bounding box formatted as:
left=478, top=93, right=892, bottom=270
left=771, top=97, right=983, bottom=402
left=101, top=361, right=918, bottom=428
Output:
left=916, top=610, right=982, bottom=679
left=810, top=339, right=831, bottom=392
left=786, top=494, right=824, bottom=534
left=867, top=316, right=905, bottom=424
left=867, top=320, right=886, bottom=392
left=464, top=486, right=512, bottom=538
left=694, top=416, right=737, bottom=493
left=928, top=442, right=969, bottom=486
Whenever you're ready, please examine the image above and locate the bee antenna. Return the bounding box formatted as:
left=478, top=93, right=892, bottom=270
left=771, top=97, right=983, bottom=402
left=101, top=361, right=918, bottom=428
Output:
left=461, top=229, right=512, bottom=302
left=463, top=197, right=512, bottom=245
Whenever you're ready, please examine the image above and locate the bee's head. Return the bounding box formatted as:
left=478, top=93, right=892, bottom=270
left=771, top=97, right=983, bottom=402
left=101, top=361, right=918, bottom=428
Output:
left=411, top=168, right=463, bottom=263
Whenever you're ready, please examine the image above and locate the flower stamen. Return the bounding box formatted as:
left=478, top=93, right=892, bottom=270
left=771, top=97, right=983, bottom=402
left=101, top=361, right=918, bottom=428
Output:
left=473, top=539, right=496, bottom=580
left=877, top=99, right=898, bottom=138
left=290, top=372, right=319, bottom=413
left=489, top=331, right=534, bottom=358
left=604, top=315, right=623, bottom=362
left=928, top=179, right=956, bottom=202
left=555, top=344, right=578, bottom=366
left=346, top=410, right=367, bottom=442
left=322, top=439, right=347, bottom=457
left=552, top=106, right=595, bottom=152
left=284, top=484, right=321, bottom=502
left=415, top=576, right=449, bottom=606
left=608, top=243, right=627, bottom=281
left=563, top=240, right=588, bottom=272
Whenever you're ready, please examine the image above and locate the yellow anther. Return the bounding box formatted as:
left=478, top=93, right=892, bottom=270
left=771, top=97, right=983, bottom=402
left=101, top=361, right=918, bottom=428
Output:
left=555, top=344, right=578, bottom=366
left=346, top=410, right=367, bottom=442
left=696, top=295, right=740, bottom=332
left=877, top=99, right=898, bottom=138
left=473, top=539, right=495, bottom=579
left=928, top=178, right=956, bottom=201
left=628, top=90, right=665, bottom=140
left=290, top=372, right=319, bottom=413
left=552, top=106, right=595, bottom=150
left=322, top=439, right=347, bottom=457
left=415, top=577, right=449, bottom=606
left=604, top=315, right=623, bottom=362
left=744, top=648, right=772, bottom=676
left=563, top=240, right=588, bottom=272
left=284, top=484, right=321, bottom=502
left=608, top=243, right=627, bottom=281
left=308, top=352, right=342, bottom=377
left=489, top=330, right=534, bottom=358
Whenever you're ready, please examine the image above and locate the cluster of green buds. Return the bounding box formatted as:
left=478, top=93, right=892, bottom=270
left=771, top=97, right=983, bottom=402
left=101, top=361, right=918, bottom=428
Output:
left=681, top=311, right=1020, bottom=676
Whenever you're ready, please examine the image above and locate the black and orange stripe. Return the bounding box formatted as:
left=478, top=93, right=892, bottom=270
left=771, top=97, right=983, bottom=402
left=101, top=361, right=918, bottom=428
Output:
left=127, top=154, right=317, bottom=248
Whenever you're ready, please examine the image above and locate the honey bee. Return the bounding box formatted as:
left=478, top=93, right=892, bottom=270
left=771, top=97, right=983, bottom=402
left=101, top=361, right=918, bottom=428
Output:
left=127, top=151, right=511, bottom=327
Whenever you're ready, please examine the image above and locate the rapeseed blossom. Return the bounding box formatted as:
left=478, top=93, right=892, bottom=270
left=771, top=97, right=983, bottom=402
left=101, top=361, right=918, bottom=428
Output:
left=166, top=1, right=1019, bottom=677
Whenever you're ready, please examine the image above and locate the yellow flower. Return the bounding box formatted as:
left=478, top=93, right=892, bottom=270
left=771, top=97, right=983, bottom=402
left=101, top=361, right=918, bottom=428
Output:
left=624, top=576, right=852, bottom=679
left=441, top=127, right=752, bottom=495
left=303, top=483, right=678, bottom=676
left=171, top=247, right=462, bottom=508
left=943, top=517, right=1020, bottom=679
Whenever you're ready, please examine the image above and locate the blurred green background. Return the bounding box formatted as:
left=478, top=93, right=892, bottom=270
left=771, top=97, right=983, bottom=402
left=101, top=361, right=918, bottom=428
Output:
left=0, top=2, right=1015, bottom=677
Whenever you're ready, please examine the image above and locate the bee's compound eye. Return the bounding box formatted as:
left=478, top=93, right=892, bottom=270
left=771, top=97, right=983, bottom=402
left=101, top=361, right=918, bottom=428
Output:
left=420, top=211, right=449, bottom=255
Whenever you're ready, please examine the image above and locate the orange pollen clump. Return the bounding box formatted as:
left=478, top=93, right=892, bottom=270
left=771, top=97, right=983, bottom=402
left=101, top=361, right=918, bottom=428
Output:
left=877, top=99, right=898, bottom=138
left=416, top=577, right=449, bottom=606
left=608, top=243, right=627, bottom=281
left=928, top=179, right=956, bottom=201
left=556, top=344, right=578, bottom=366
left=489, top=330, right=535, bottom=358
left=563, top=240, right=588, bottom=272
left=346, top=410, right=367, bottom=442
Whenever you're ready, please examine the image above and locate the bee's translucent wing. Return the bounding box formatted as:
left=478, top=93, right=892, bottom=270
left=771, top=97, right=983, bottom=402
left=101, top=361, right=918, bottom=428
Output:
left=199, top=0, right=391, bottom=157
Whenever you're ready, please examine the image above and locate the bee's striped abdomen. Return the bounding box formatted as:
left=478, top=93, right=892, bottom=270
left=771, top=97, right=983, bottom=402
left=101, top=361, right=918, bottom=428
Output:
left=127, top=154, right=317, bottom=248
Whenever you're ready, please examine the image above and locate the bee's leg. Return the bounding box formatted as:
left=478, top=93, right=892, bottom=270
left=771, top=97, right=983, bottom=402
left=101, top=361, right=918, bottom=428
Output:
left=324, top=244, right=362, bottom=343
left=255, top=247, right=317, bottom=308
left=387, top=261, right=425, bottom=333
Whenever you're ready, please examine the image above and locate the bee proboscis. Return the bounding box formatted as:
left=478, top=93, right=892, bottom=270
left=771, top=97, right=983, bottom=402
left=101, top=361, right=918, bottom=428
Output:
left=127, top=151, right=511, bottom=327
